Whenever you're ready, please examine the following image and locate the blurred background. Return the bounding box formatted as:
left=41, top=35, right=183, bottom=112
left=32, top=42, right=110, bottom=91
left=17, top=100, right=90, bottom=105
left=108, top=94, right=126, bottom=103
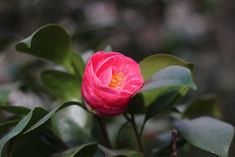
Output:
left=0, top=0, right=234, bottom=156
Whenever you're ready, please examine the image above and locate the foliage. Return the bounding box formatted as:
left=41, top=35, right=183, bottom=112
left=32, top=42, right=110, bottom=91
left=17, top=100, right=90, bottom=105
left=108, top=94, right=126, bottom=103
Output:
left=0, top=24, right=234, bottom=157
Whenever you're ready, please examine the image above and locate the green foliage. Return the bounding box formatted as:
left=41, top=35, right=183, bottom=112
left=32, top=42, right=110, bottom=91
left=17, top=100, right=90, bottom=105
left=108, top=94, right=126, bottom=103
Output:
left=41, top=70, right=82, bottom=102
left=0, top=108, right=48, bottom=156
left=139, top=54, right=193, bottom=81
left=173, top=117, right=234, bottom=157
left=15, top=24, right=84, bottom=77
left=0, top=24, right=233, bottom=157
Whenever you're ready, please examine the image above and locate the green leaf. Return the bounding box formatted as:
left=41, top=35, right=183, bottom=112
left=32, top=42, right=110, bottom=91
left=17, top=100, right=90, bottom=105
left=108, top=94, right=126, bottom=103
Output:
left=8, top=130, right=65, bottom=157
left=173, top=117, right=235, bottom=157
left=0, top=106, right=30, bottom=115
left=141, top=65, right=196, bottom=113
left=52, top=105, right=93, bottom=146
left=183, top=94, right=222, bottom=119
left=41, top=70, right=82, bottom=102
left=139, top=54, right=193, bottom=80
left=144, top=91, right=179, bottom=121
left=69, top=52, right=85, bottom=79
left=15, top=24, right=84, bottom=76
left=142, top=66, right=197, bottom=92
left=0, top=108, right=48, bottom=156
left=23, top=101, right=83, bottom=134
left=51, top=143, right=97, bottom=157
left=16, top=24, right=71, bottom=66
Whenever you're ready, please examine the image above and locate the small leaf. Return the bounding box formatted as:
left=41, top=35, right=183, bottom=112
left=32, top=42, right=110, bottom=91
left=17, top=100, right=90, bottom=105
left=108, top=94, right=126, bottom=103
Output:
left=41, top=70, right=82, bottom=102
left=0, top=108, right=48, bottom=156
left=51, top=143, right=97, bottom=157
left=139, top=54, right=193, bottom=80
left=173, top=117, right=235, bottom=157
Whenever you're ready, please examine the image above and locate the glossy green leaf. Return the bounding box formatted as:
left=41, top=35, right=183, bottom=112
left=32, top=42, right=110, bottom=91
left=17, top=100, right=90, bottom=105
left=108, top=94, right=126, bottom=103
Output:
left=23, top=101, right=84, bottom=134
left=51, top=143, right=97, bottom=157
left=142, top=66, right=197, bottom=92
left=183, top=94, right=222, bottom=118
left=0, top=108, right=48, bottom=156
left=173, top=117, right=235, bottom=157
left=52, top=105, right=93, bottom=146
left=41, top=70, right=82, bottom=102
left=139, top=54, right=193, bottom=80
left=16, top=24, right=71, bottom=66
left=136, top=65, right=197, bottom=124
left=15, top=24, right=84, bottom=76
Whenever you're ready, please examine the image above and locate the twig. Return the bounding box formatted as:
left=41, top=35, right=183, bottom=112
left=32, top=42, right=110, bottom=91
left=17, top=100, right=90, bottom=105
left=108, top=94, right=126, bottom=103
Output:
left=171, top=129, right=178, bottom=157
left=129, top=111, right=145, bottom=156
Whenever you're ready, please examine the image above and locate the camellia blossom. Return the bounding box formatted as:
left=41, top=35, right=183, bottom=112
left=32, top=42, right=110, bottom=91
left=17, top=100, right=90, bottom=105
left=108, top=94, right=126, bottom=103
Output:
left=81, top=51, right=144, bottom=116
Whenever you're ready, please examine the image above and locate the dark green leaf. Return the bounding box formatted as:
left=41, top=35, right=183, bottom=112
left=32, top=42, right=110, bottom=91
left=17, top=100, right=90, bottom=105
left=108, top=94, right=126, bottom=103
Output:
left=183, top=94, right=222, bottom=118
left=0, top=108, right=48, bottom=156
left=16, top=24, right=71, bottom=66
left=139, top=54, right=193, bottom=80
left=8, top=130, right=65, bottom=157
left=15, top=24, right=84, bottom=76
left=173, top=117, right=235, bottom=157
left=41, top=70, right=82, bottom=102
left=51, top=143, right=97, bottom=157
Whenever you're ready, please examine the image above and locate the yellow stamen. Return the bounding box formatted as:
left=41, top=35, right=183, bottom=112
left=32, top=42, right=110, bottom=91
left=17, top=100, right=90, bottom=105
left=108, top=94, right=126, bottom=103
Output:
left=108, top=72, right=125, bottom=88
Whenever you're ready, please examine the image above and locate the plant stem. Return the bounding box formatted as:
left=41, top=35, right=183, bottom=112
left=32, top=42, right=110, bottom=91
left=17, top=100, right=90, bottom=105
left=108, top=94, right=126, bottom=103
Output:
left=139, top=119, right=147, bottom=137
left=95, top=115, right=111, bottom=148
left=171, top=129, right=178, bottom=157
left=129, top=111, right=145, bottom=155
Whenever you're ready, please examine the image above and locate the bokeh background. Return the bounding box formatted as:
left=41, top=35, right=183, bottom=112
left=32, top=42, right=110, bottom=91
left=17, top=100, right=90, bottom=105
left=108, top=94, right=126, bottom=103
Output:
left=0, top=0, right=234, bottom=156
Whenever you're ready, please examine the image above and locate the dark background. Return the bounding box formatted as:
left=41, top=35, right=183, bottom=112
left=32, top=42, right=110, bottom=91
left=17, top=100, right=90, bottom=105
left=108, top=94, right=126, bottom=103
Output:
left=0, top=0, right=234, bottom=156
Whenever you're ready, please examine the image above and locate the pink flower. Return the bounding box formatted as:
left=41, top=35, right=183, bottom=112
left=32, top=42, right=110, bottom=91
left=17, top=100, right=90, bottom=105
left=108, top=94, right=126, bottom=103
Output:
left=81, top=51, right=144, bottom=116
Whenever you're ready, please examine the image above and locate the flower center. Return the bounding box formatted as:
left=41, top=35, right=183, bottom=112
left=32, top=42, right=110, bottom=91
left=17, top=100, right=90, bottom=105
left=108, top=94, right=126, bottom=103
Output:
left=108, top=72, right=125, bottom=88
